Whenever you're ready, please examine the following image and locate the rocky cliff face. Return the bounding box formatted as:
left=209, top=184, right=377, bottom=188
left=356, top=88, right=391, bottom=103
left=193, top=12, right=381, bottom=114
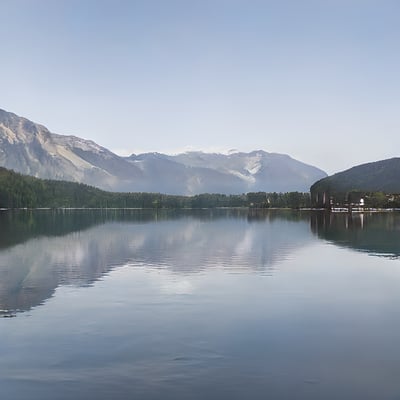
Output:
left=0, top=109, right=143, bottom=190
left=0, top=108, right=327, bottom=194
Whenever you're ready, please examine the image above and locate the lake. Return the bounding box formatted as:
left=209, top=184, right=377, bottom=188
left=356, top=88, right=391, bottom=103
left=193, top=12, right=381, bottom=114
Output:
left=1, top=209, right=400, bottom=399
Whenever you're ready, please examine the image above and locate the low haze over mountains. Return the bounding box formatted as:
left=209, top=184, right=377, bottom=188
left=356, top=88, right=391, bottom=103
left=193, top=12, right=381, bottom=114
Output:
left=0, top=109, right=327, bottom=194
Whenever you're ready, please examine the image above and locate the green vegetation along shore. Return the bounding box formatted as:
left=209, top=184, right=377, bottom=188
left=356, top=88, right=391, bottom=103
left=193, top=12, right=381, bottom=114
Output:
left=310, top=158, right=400, bottom=209
left=0, top=167, right=310, bottom=209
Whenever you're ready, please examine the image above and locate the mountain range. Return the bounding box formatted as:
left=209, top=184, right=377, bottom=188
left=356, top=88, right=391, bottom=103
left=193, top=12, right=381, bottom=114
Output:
left=0, top=108, right=327, bottom=194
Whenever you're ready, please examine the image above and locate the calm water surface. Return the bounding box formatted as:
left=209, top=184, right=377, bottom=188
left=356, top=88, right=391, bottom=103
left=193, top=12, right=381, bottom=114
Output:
left=1, top=209, right=400, bottom=399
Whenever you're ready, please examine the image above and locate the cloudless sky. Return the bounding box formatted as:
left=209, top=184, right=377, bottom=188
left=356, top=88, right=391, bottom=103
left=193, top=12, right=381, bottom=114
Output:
left=1, top=0, right=400, bottom=174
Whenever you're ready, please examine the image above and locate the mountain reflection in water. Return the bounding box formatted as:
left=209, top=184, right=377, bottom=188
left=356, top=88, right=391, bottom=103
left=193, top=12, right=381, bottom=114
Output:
left=2, top=210, right=400, bottom=400
left=0, top=209, right=313, bottom=315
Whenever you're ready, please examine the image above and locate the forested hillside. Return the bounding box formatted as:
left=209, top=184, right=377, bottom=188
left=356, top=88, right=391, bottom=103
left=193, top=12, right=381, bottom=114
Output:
left=0, top=167, right=310, bottom=209
left=311, top=158, right=400, bottom=194
left=310, top=158, right=400, bottom=208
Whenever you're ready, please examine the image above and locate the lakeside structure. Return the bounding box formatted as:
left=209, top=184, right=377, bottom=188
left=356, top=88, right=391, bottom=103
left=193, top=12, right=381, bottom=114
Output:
left=311, top=189, right=400, bottom=212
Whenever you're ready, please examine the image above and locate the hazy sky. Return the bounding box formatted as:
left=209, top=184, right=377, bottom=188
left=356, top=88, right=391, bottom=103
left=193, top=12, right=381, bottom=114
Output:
left=2, top=0, right=400, bottom=174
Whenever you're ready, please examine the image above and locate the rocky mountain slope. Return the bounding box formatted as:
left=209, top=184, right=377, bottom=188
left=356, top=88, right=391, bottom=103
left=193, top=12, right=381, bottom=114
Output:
left=0, top=108, right=327, bottom=194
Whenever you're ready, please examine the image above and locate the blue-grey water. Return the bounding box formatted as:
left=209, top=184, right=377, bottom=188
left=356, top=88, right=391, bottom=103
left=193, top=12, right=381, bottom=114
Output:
left=1, top=209, right=400, bottom=399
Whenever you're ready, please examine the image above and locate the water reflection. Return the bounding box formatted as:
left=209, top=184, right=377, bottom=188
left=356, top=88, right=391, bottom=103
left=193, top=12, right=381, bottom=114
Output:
left=2, top=210, right=400, bottom=399
left=311, top=211, right=400, bottom=258
left=0, top=209, right=314, bottom=316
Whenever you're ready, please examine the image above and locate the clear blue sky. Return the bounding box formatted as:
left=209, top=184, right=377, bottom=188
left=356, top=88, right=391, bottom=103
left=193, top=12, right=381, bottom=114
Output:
left=2, top=0, right=400, bottom=174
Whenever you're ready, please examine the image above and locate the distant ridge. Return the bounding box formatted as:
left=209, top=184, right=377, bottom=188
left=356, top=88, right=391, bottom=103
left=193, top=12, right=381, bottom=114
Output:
left=311, top=158, right=400, bottom=194
left=310, top=157, right=400, bottom=208
left=0, top=108, right=327, bottom=194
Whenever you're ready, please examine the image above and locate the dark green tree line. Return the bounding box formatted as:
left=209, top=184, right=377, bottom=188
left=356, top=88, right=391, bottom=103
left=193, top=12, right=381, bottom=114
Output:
left=0, top=167, right=311, bottom=209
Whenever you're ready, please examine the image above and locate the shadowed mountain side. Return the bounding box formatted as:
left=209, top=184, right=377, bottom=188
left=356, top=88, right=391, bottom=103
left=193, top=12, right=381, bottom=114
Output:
left=0, top=210, right=314, bottom=315
left=168, top=150, right=326, bottom=193
left=126, top=153, right=247, bottom=194
left=311, top=212, right=400, bottom=258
